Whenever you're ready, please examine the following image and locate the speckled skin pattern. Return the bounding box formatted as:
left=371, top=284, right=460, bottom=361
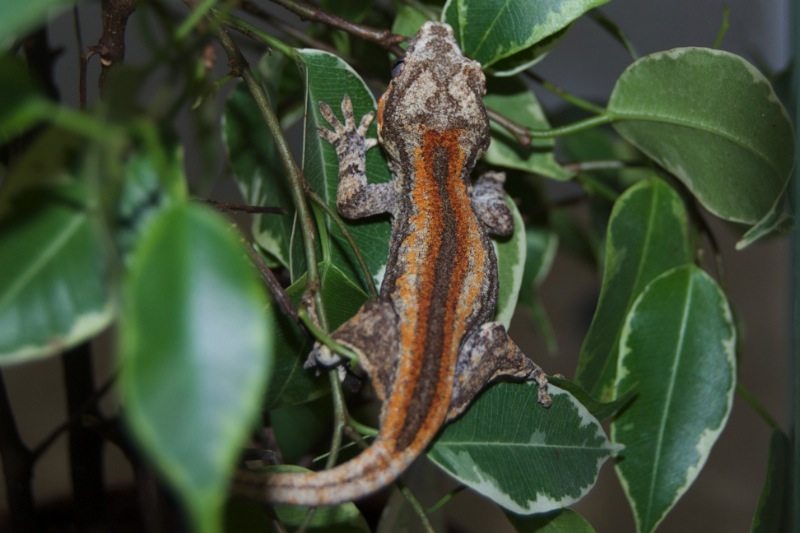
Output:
left=259, top=22, right=550, bottom=506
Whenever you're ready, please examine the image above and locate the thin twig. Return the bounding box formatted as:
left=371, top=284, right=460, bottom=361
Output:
left=267, top=0, right=406, bottom=56
left=523, top=71, right=605, bottom=115
left=205, top=198, right=286, bottom=215
left=243, top=244, right=299, bottom=323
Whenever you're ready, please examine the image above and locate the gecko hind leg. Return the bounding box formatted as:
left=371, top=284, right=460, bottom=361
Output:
left=447, top=322, right=551, bottom=421
left=307, top=299, right=399, bottom=404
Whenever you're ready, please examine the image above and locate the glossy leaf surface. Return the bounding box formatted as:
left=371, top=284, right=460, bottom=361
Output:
left=430, top=384, right=616, bottom=514
left=120, top=203, right=272, bottom=533
left=442, top=0, right=610, bottom=68
left=576, top=179, right=691, bottom=401
left=612, top=265, right=736, bottom=533
left=0, top=186, right=112, bottom=364
left=296, top=49, right=392, bottom=288
left=608, top=48, right=794, bottom=224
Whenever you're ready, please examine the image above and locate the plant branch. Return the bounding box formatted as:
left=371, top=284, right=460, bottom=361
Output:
left=204, top=198, right=286, bottom=215
left=524, top=71, right=605, bottom=115
left=267, top=0, right=406, bottom=56
left=89, top=0, right=137, bottom=95
left=61, top=342, right=106, bottom=529
left=243, top=244, right=299, bottom=323
left=0, top=371, right=39, bottom=532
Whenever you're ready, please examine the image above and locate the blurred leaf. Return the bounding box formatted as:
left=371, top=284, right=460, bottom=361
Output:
left=612, top=265, right=736, bottom=533
left=442, top=0, right=610, bottom=67
left=120, top=202, right=272, bottom=533
left=0, top=53, right=53, bottom=138
left=321, top=0, right=372, bottom=23
left=751, top=430, right=792, bottom=533
left=608, top=48, right=795, bottom=225
left=484, top=76, right=572, bottom=180
left=115, top=134, right=187, bottom=262
left=0, top=185, right=113, bottom=363
left=295, top=49, right=392, bottom=288
left=0, top=0, right=78, bottom=49
left=575, top=179, right=691, bottom=401
left=392, top=3, right=434, bottom=40
left=429, top=384, right=616, bottom=514
left=507, top=508, right=596, bottom=532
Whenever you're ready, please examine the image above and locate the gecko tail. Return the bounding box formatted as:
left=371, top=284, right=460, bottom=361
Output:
left=234, top=438, right=413, bottom=506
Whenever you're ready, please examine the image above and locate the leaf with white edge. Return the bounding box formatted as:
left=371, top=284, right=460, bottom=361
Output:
left=442, top=0, right=610, bottom=68
left=483, top=77, right=572, bottom=181
left=295, top=49, right=392, bottom=288
left=751, top=430, right=792, bottom=533
left=547, top=376, right=635, bottom=423
left=608, top=48, right=795, bottom=225
left=507, top=508, right=597, bottom=532
left=120, top=202, right=272, bottom=533
left=612, top=265, right=736, bottom=533
left=0, top=185, right=113, bottom=364
left=575, top=179, right=692, bottom=401
left=493, top=196, right=526, bottom=328
left=429, top=384, right=617, bottom=515
left=737, top=179, right=794, bottom=250
left=263, top=261, right=367, bottom=410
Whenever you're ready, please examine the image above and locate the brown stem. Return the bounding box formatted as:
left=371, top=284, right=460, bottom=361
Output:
left=89, top=0, right=137, bottom=95
left=0, top=372, right=39, bottom=532
left=486, top=107, right=532, bottom=147
left=73, top=5, right=88, bottom=109
left=204, top=198, right=286, bottom=215
left=267, top=0, right=406, bottom=56
left=243, top=245, right=300, bottom=323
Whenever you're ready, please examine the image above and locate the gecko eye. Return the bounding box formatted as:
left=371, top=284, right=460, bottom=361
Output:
left=390, top=59, right=405, bottom=78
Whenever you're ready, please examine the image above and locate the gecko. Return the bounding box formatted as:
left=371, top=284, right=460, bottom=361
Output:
left=260, top=21, right=551, bottom=506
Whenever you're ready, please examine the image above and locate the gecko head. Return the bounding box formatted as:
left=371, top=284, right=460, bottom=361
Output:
left=377, top=22, right=490, bottom=160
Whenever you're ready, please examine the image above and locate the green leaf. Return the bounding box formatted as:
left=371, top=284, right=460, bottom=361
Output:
left=223, top=74, right=295, bottom=268
left=493, top=196, right=526, bottom=328
left=0, top=53, right=53, bottom=138
left=442, top=0, right=610, bottom=68
left=575, top=179, right=692, bottom=401
left=392, top=3, right=435, bottom=40
left=115, top=136, right=187, bottom=262
left=483, top=76, right=572, bottom=181
left=295, top=49, right=392, bottom=288
left=263, top=261, right=368, bottom=410
left=751, top=430, right=792, bottom=533
left=490, top=27, right=569, bottom=77
left=517, top=226, right=559, bottom=354
left=547, top=376, right=634, bottom=423
left=120, top=202, right=272, bottom=533
left=736, top=179, right=794, bottom=250
left=608, top=48, right=795, bottom=225
left=0, top=185, right=113, bottom=364
left=0, top=0, right=77, bottom=49
left=429, top=384, right=617, bottom=514
left=611, top=265, right=736, bottom=533
left=507, top=508, right=597, bottom=532
left=320, top=0, right=371, bottom=23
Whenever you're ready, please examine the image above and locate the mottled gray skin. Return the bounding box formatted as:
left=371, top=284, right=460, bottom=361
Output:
left=255, top=22, right=550, bottom=507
